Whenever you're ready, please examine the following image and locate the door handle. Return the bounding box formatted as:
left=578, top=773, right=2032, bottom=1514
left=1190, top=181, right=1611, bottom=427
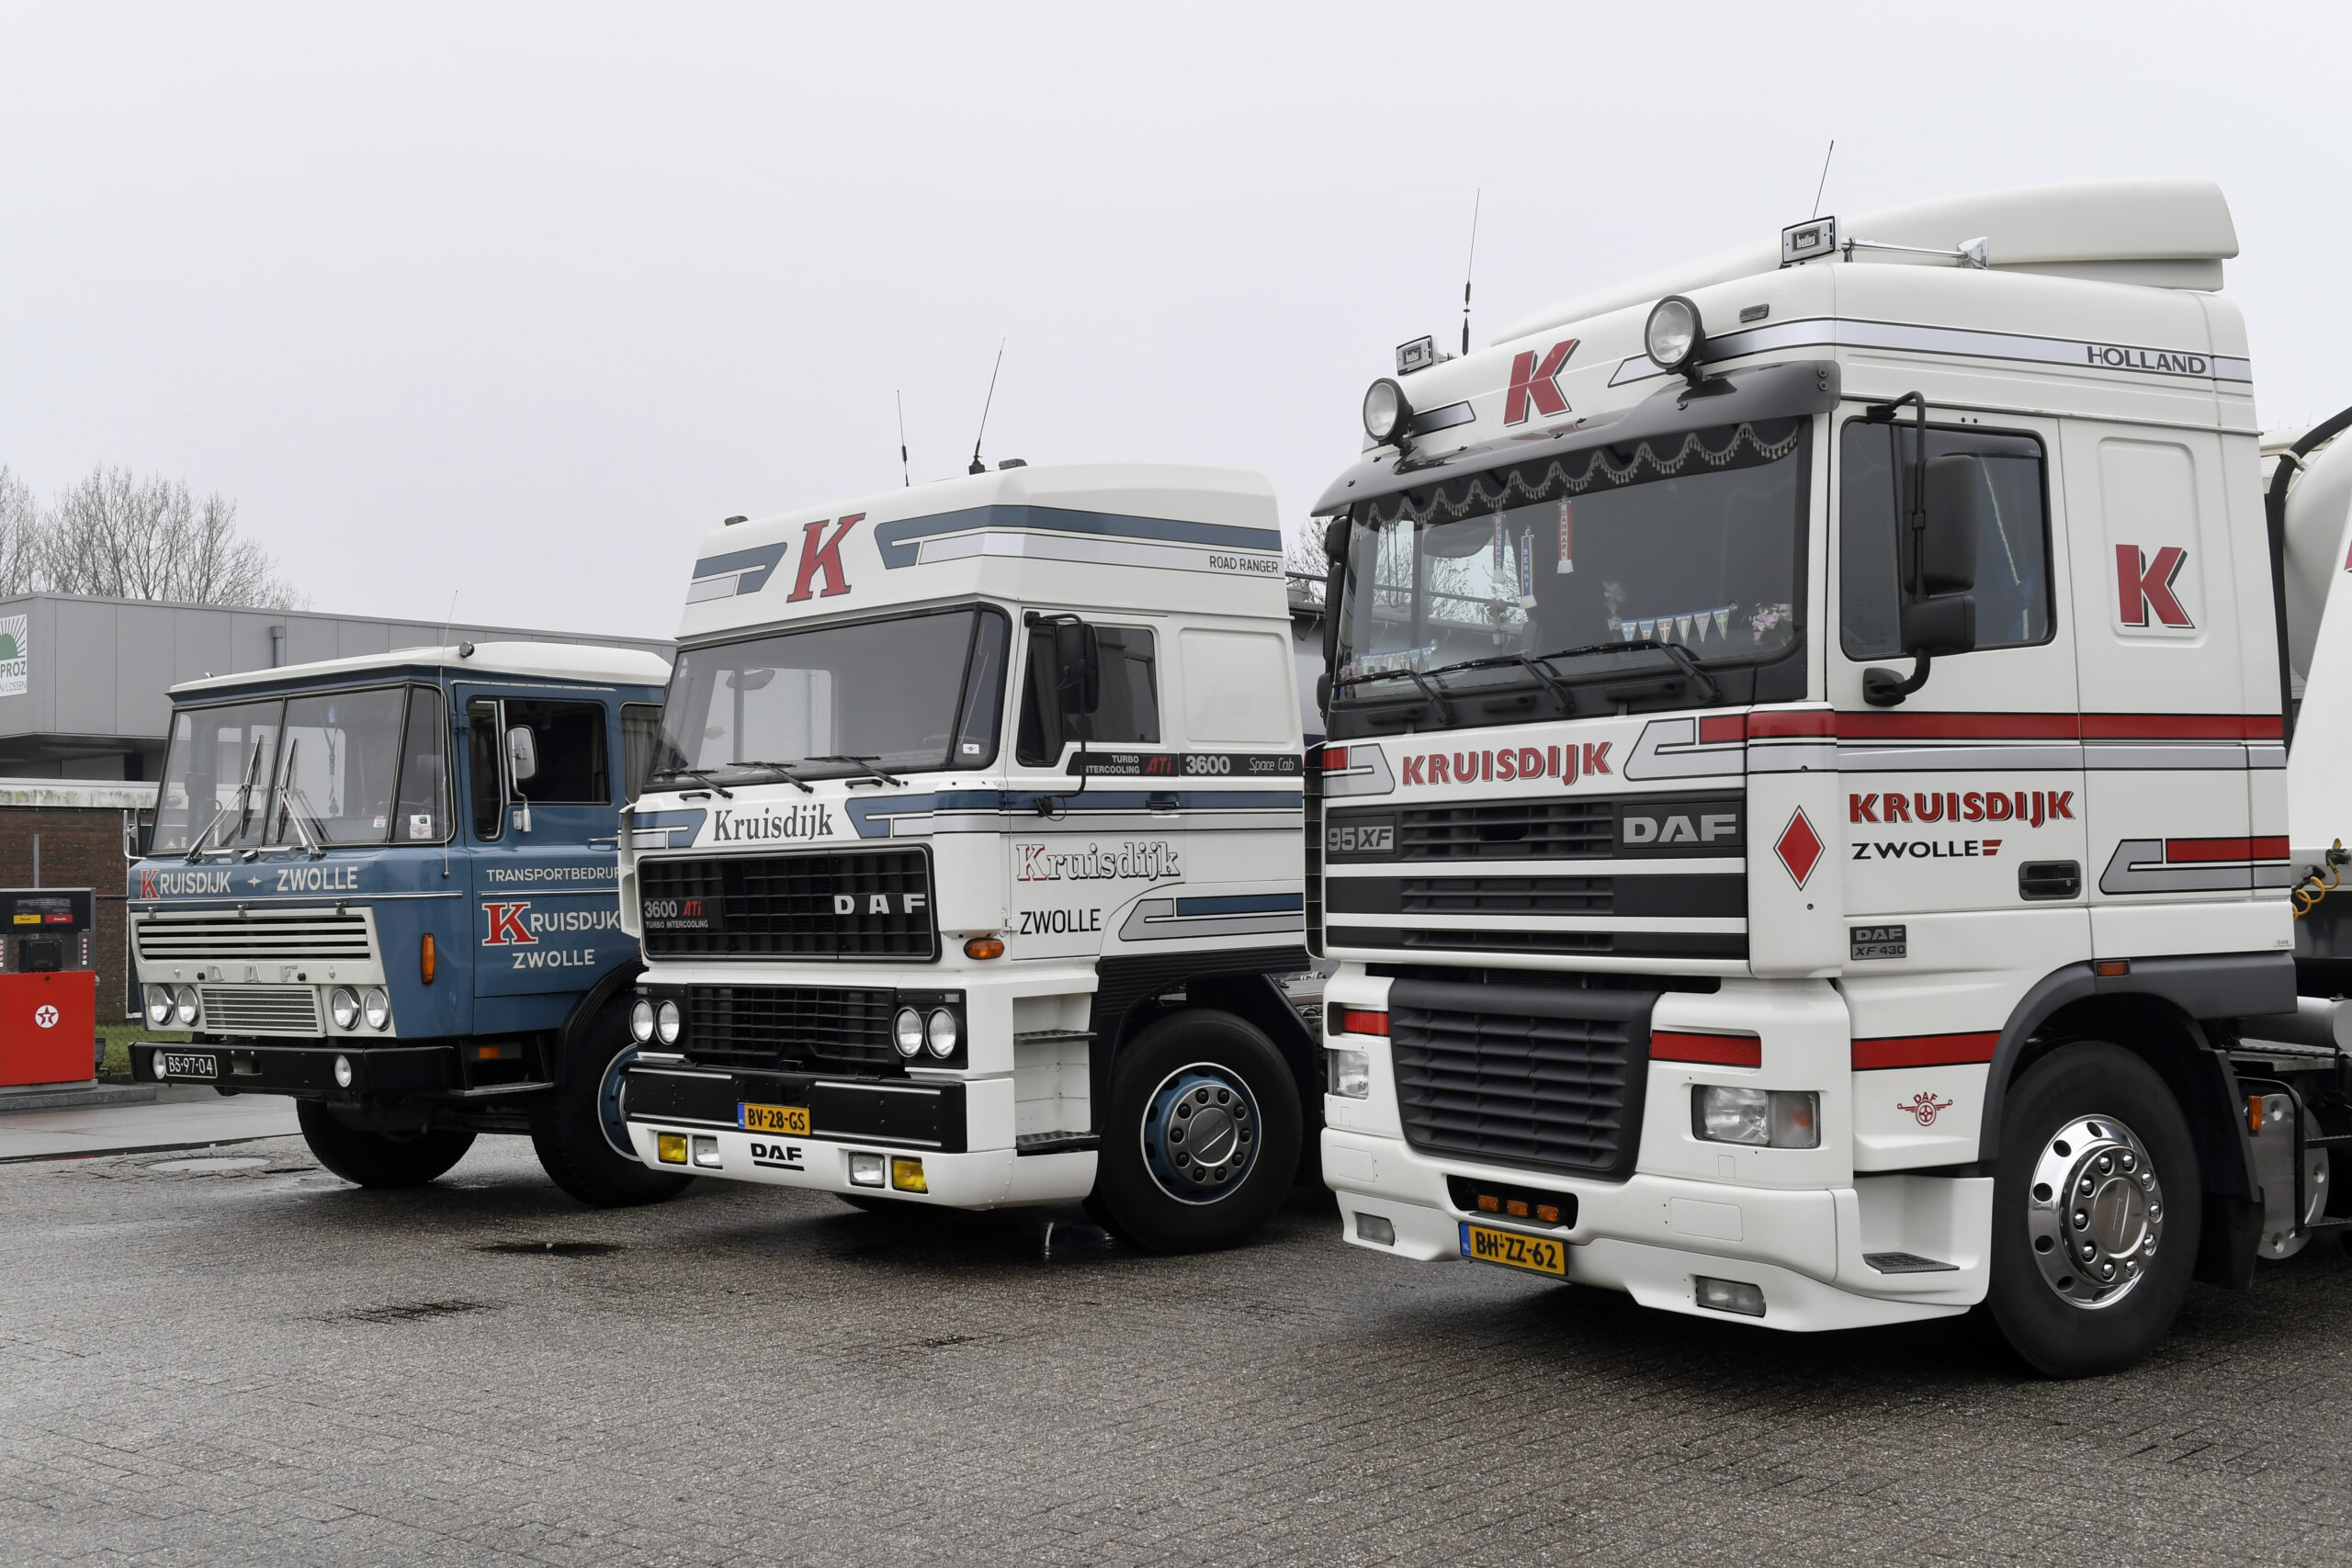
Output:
left=1147, top=794, right=1181, bottom=812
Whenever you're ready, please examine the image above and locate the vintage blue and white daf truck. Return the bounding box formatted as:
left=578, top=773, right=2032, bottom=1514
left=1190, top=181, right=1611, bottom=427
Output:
left=617, top=462, right=1319, bottom=1250
left=127, top=641, right=686, bottom=1206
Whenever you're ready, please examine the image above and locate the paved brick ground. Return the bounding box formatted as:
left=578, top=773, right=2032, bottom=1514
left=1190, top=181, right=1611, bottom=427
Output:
left=4, top=1132, right=2350, bottom=1566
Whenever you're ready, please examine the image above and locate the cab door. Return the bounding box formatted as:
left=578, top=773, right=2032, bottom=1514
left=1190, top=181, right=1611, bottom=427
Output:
left=462, top=688, right=631, bottom=1038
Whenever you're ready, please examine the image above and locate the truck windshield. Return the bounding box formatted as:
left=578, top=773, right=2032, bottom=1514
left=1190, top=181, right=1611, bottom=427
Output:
left=1330, top=416, right=1809, bottom=721
left=154, top=684, right=445, bottom=853
left=650, top=604, right=1010, bottom=785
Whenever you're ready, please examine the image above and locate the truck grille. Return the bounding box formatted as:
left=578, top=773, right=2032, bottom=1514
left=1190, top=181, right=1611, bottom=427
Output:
left=681, top=985, right=899, bottom=1073
left=1398, top=800, right=1612, bottom=860
left=1386, top=976, right=1657, bottom=1178
left=136, top=911, right=375, bottom=965
left=639, top=850, right=937, bottom=961
left=198, top=987, right=323, bottom=1035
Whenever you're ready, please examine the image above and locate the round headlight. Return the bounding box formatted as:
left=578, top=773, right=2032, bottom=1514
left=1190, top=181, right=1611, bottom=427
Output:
left=173, top=985, right=199, bottom=1028
left=330, top=987, right=361, bottom=1031
left=145, top=986, right=174, bottom=1029
left=925, top=1008, right=959, bottom=1059
left=1645, top=294, right=1703, bottom=374
left=629, top=997, right=657, bottom=1043
left=149, top=1048, right=170, bottom=1082
left=1362, top=378, right=1412, bottom=446
left=333, top=1054, right=354, bottom=1089
left=362, top=987, right=391, bottom=1031
left=655, top=999, right=682, bottom=1045
left=892, top=1006, right=924, bottom=1057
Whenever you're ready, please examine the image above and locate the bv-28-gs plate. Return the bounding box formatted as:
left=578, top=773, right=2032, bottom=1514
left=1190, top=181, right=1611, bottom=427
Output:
left=738, top=1103, right=811, bottom=1136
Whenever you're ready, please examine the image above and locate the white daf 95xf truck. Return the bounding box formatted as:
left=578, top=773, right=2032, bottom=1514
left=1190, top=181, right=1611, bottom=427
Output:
left=1309, top=179, right=2352, bottom=1375
left=617, top=463, right=1318, bottom=1250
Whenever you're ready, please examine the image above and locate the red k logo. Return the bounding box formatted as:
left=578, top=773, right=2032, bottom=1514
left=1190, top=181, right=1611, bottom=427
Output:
left=2116, top=545, right=2194, bottom=628
left=483, top=902, right=537, bottom=946
left=788, top=513, right=863, bottom=602
left=1504, top=339, right=1577, bottom=425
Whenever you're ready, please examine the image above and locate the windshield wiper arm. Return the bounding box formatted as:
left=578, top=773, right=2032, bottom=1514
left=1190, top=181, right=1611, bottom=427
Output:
left=1611, top=637, right=1720, bottom=705
left=1342, top=666, right=1457, bottom=722
left=731, top=761, right=816, bottom=794
left=813, top=754, right=906, bottom=787
left=186, top=734, right=266, bottom=861
left=651, top=767, right=734, bottom=798
left=267, top=738, right=326, bottom=858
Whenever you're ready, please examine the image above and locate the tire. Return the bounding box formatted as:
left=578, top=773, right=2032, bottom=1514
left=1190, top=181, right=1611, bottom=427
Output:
left=298, top=1100, right=477, bottom=1188
left=1986, top=1042, right=2202, bottom=1378
left=528, top=1012, right=696, bottom=1209
left=1089, top=1008, right=1302, bottom=1253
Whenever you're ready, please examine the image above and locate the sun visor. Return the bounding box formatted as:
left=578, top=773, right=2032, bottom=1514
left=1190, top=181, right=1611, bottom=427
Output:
left=1313, top=359, right=1840, bottom=515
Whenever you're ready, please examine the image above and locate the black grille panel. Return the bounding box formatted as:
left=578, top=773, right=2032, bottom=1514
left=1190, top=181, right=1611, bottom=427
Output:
left=639, top=850, right=937, bottom=961
left=1402, top=876, right=1611, bottom=915
left=682, top=985, right=899, bottom=1073
left=1387, top=976, right=1656, bottom=1178
left=1396, top=800, right=1613, bottom=860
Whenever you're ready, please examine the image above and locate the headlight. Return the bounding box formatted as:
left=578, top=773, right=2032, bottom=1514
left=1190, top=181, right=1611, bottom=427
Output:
left=655, top=999, right=682, bottom=1045
left=144, top=986, right=174, bottom=1029
left=330, top=987, right=361, bottom=1031
left=174, top=985, right=199, bottom=1028
left=924, top=1007, right=959, bottom=1059
left=148, top=1047, right=171, bottom=1082
left=892, top=1006, right=924, bottom=1058
left=1328, top=1047, right=1372, bottom=1100
left=629, top=997, right=657, bottom=1043
left=362, top=987, right=391, bottom=1031
left=1692, top=1086, right=1819, bottom=1149
left=1362, top=377, right=1412, bottom=446
left=333, top=1054, right=354, bottom=1089
left=1645, top=294, right=1703, bottom=376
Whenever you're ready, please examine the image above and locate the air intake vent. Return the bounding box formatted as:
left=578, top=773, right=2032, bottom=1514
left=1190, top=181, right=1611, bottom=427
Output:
left=136, top=912, right=375, bottom=966
left=639, top=850, right=937, bottom=961
left=682, top=985, right=900, bottom=1073
left=1396, top=800, right=1613, bottom=860
left=198, top=987, right=323, bottom=1035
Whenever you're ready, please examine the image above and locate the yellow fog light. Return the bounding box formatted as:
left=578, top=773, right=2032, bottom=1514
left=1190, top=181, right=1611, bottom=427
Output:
left=889, top=1156, right=927, bottom=1193
left=656, top=1133, right=689, bottom=1165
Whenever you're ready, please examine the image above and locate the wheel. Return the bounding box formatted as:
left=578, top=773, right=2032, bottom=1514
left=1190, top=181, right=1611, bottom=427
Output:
left=297, top=1100, right=476, bottom=1188
left=1986, top=1042, right=2201, bottom=1377
left=528, top=1011, right=695, bottom=1209
left=1089, top=1009, right=1301, bottom=1253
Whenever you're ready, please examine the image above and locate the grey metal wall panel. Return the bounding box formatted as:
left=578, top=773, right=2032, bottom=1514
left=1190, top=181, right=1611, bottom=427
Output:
left=171, top=609, right=236, bottom=694
left=115, top=605, right=177, bottom=738
left=51, top=599, right=117, bottom=733
left=338, top=620, right=394, bottom=658
left=284, top=615, right=338, bottom=668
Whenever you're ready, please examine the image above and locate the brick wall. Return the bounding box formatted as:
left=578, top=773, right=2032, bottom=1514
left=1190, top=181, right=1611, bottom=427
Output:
left=0, top=807, right=133, bottom=1017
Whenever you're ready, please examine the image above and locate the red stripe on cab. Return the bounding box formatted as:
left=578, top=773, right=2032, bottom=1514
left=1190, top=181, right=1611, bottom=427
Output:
left=1652, top=1032, right=1762, bottom=1067
left=1851, top=1032, right=2000, bottom=1070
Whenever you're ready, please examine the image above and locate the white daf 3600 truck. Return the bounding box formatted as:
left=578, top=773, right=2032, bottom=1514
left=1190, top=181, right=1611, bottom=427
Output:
left=618, top=463, right=1319, bottom=1250
left=1310, top=179, right=2352, bottom=1375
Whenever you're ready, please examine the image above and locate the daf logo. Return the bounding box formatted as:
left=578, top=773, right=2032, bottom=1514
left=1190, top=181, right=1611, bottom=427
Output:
left=1621, top=812, right=1739, bottom=845
left=831, top=894, right=928, bottom=916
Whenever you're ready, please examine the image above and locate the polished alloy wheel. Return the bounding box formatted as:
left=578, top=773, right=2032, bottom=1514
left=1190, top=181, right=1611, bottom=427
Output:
left=1139, top=1063, right=1261, bottom=1204
left=2025, top=1114, right=2165, bottom=1308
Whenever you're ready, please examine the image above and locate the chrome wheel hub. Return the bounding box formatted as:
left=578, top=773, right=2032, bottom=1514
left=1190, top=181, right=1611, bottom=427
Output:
left=1140, top=1064, right=1260, bottom=1204
left=2025, top=1114, right=2164, bottom=1309
left=598, top=1046, right=639, bottom=1160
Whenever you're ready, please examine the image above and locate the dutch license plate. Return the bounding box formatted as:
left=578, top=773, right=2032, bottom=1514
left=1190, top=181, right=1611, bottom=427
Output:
left=739, top=1103, right=810, bottom=1136
left=162, top=1053, right=219, bottom=1079
left=1459, top=1221, right=1566, bottom=1277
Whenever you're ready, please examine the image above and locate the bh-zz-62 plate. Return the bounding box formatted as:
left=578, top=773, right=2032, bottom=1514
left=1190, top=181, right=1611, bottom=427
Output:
left=1459, top=1221, right=1567, bottom=1277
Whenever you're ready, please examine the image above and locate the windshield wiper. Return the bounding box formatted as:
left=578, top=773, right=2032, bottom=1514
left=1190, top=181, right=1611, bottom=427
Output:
left=731, top=761, right=816, bottom=794
left=1340, top=665, right=1457, bottom=723
left=1609, top=637, right=1721, bottom=705
left=812, top=754, right=906, bottom=787
left=650, top=767, right=734, bottom=799
left=266, top=739, right=327, bottom=858
left=185, top=734, right=266, bottom=862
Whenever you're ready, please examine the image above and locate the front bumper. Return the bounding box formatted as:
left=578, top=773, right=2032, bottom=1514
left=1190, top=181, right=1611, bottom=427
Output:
left=135, top=1040, right=464, bottom=1100
left=1324, top=1127, right=1990, bottom=1332
left=623, top=1062, right=1095, bottom=1208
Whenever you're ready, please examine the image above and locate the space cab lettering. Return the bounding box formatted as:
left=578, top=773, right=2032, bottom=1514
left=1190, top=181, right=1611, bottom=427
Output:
left=1399, top=743, right=1611, bottom=788
left=711, top=803, right=837, bottom=842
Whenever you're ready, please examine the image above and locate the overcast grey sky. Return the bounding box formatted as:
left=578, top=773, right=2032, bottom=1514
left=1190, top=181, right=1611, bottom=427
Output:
left=5, top=2, right=2348, bottom=639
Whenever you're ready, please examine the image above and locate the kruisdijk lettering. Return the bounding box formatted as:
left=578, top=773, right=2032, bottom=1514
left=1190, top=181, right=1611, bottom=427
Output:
left=137, top=868, right=234, bottom=897
left=1850, top=789, right=2072, bottom=826
left=711, top=803, right=837, bottom=842
left=1014, top=840, right=1182, bottom=882
left=483, top=900, right=624, bottom=946
left=1398, top=743, right=1611, bottom=788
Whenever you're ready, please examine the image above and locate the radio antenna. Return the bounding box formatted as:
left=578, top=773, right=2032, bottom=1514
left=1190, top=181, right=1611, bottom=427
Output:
left=1461, top=188, right=1481, bottom=356
left=896, top=389, right=910, bottom=487
left=1810, top=139, right=1836, bottom=218
left=967, top=340, right=1005, bottom=475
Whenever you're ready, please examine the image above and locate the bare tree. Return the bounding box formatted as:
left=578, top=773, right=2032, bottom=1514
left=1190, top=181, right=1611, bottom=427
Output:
left=24, top=466, right=304, bottom=608
left=0, top=467, right=38, bottom=595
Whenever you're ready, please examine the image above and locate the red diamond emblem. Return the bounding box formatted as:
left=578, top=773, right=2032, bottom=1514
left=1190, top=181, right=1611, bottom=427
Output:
left=1775, top=807, right=1823, bottom=888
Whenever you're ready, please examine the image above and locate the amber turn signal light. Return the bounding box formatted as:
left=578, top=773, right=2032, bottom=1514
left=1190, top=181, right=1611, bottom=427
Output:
left=2248, top=1095, right=2265, bottom=1134
left=655, top=1133, right=688, bottom=1165
left=965, top=935, right=1005, bottom=960
left=420, top=933, right=436, bottom=986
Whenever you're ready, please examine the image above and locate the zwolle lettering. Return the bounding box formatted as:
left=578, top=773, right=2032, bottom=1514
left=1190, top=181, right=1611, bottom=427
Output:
left=1852, top=839, right=2006, bottom=860
left=1504, top=338, right=1577, bottom=424
left=1018, top=908, right=1103, bottom=934
left=138, top=867, right=233, bottom=897
left=1399, top=742, right=1611, bottom=787
left=513, top=948, right=597, bottom=969
left=1014, top=840, right=1181, bottom=882
left=2117, top=545, right=2194, bottom=628
left=276, top=864, right=358, bottom=893
left=712, top=803, right=836, bottom=842
left=1850, top=789, right=2073, bottom=828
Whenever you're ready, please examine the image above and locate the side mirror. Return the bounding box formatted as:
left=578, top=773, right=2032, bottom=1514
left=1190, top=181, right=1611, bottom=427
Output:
left=505, top=724, right=539, bottom=784
left=1917, top=454, right=1989, bottom=596
left=1899, top=594, right=1976, bottom=658
left=1052, top=621, right=1102, bottom=717
left=1323, top=516, right=1351, bottom=562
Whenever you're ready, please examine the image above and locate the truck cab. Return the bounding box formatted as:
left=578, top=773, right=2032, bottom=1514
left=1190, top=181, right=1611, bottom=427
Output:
left=1308, top=180, right=2349, bottom=1374
left=127, top=641, right=686, bottom=1206
left=619, top=462, right=1320, bottom=1250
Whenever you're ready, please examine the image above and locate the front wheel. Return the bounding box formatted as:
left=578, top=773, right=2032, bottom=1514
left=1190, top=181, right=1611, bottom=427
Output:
left=529, top=1015, right=695, bottom=1209
left=1986, top=1042, right=2201, bottom=1378
left=298, top=1100, right=476, bottom=1188
left=1089, top=1009, right=1301, bottom=1253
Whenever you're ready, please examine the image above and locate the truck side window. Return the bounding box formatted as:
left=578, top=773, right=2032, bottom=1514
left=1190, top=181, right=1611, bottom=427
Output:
left=391, top=686, right=449, bottom=842
left=467, top=699, right=504, bottom=840
left=1840, top=421, right=2052, bottom=659
left=621, top=703, right=664, bottom=801
left=1016, top=625, right=1159, bottom=765
left=506, top=699, right=610, bottom=803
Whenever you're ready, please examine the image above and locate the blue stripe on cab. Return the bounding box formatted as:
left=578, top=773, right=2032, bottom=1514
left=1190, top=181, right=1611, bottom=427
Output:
left=872, top=505, right=1281, bottom=568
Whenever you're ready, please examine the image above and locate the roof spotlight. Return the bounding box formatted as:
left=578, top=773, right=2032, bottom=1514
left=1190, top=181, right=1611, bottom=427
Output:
left=1362, top=378, right=1414, bottom=447
left=1645, top=295, right=1706, bottom=382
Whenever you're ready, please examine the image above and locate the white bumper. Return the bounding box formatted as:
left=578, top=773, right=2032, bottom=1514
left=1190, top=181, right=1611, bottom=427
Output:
left=626, top=1120, right=1097, bottom=1210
